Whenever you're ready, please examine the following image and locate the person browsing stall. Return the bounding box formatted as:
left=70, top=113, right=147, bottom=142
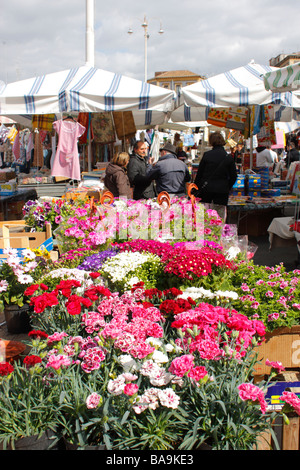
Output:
left=146, top=142, right=191, bottom=197
left=127, top=140, right=156, bottom=200
left=104, top=152, right=132, bottom=198
left=193, top=132, right=237, bottom=206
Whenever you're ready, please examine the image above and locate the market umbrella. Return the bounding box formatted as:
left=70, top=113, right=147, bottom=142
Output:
left=180, top=61, right=300, bottom=123
left=263, top=62, right=300, bottom=93
left=0, top=65, right=175, bottom=116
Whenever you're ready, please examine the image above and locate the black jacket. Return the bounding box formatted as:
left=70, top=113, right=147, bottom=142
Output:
left=146, top=153, right=191, bottom=194
left=286, top=148, right=300, bottom=167
left=194, top=146, right=237, bottom=195
left=127, top=153, right=156, bottom=200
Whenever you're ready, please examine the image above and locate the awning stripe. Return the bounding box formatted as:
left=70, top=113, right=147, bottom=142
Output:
left=139, top=81, right=150, bottom=109
left=69, top=67, right=97, bottom=111
left=104, top=74, right=122, bottom=111
left=59, top=67, right=79, bottom=112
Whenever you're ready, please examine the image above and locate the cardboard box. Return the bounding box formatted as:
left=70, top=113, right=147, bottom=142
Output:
left=0, top=181, right=17, bottom=195
left=0, top=221, right=53, bottom=253
left=0, top=170, right=16, bottom=182
left=253, top=326, right=300, bottom=376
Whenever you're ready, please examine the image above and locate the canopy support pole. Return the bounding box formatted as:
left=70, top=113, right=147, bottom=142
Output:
left=85, top=0, right=95, bottom=67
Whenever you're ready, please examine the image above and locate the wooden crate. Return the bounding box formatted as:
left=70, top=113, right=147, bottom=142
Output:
left=0, top=221, right=52, bottom=250
left=253, top=326, right=300, bottom=376
left=256, top=414, right=300, bottom=450
left=256, top=371, right=300, bottom=450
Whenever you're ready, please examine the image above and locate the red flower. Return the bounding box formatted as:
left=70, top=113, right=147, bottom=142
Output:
left=28, top=329, right=48, bottom=339
left=0, top=362, right=14, bottom=376
left=40, top=283, right=49, bottom=291
left=65, top=295, right=92, bottom=315
left=30, top=292, right=59, bottom=313
left=24, top=284, right=40, bottom=296
left=56, top=279, right=81, bottom=297
left=89, top=272, right=101, bottom=279
left=23, top=355, right=42, bottom=368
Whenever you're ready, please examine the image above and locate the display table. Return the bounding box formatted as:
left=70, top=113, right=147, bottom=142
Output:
left=0, top=188, right=38, bottom=220
left=227, top=196, right=300, bottom=236
left=267, top=216, right=297, bottom=249
left=17, top=183, right=67, bottom=198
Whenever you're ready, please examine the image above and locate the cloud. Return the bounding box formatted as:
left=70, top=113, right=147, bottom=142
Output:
left=0, top=0, right=299, bottom=83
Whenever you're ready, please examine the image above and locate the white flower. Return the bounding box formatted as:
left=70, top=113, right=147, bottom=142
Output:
left=151, top=350, right=169, bottom=364
left=214, top=290, right=238, bottom=300
left=118, top=354, right=138, bottom=372
left=0, top=280, right=9, bottom=292
left=158, top=388, right=180, bottom=409
left=17, top=273, right=34, bottom=284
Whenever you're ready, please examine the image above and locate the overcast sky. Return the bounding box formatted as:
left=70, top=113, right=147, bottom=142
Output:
left=0, top=0, right=299, bottom=84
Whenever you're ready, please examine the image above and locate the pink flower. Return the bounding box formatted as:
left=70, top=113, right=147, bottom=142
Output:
left=188, top=366, right=208, bottom=381
left=169, top=354, right=194, bottom=377
left=46, top=354, right=71, bottom=370
left=281, top=391, right=300, bottom=415
left=266, top=359, right=285, bottom=373
left=238, top=383, right=267, bottom=414
left=241, top=283, right=250, bottom=292
left=124, top=383, right=139, bottom=396
left=86, top=392, right=102, bottom=409
left=265, top=291, right=274, bottom=298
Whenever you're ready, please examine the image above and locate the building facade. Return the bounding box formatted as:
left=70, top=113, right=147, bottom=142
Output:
left=147, top=70, right=205, bottom=95
left=269, top=52, right=300, bottom=67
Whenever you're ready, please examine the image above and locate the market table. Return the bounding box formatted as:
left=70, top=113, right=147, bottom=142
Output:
left=227, top=196, right=300, bottom=236
left=0, top=187, right=37, bottom=220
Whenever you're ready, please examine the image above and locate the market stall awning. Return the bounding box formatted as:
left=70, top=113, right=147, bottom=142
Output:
left=263, top=62, right=300, bottom=93
left=0, top=65, right=176, bottom=116
left=181, top=61, right=300, bottom=110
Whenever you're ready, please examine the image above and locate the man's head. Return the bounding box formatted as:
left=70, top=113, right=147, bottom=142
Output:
left=134, top=140, right=148, bottom=158
left=159, top=142, right=177, bottom=157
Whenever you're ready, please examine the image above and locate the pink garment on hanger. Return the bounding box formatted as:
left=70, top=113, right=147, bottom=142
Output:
left=51, top=119, right=85, bottom=180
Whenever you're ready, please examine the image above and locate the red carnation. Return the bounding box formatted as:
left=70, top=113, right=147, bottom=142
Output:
left=28, top=329, right=48, bottom=339
left=0, top=362, right=14, bottom=376
left=24, top=284, right=40, bottom=296
left=23, top=355, right=42, bottom=368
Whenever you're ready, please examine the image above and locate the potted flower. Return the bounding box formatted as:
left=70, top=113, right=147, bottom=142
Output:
left=0, top=346, right=62, bottom=450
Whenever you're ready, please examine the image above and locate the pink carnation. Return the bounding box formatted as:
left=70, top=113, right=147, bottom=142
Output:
left=86, top=392, right=102, bottom=409
left=124, top=383, right=139, bottom=396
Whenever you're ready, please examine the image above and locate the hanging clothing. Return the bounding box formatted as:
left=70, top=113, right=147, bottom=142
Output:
left=51, top=119, right=85, bottom=180
left=32, top=114, right=56, bottom=131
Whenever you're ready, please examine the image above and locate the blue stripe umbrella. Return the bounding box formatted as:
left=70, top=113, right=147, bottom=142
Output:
left=181, top=62, right=300, bottom=111
left=0, top=65, right=175, bottom=116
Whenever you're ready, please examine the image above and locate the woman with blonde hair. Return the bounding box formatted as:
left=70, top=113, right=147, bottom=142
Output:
left=104, top=152, right=132, bottom=198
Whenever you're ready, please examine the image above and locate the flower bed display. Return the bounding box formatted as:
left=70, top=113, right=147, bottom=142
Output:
left=0, top=193, right=299, bottom=450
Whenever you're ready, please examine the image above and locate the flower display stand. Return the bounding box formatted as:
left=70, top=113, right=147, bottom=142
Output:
left=0, top=339, right=25, bottom=362
left=253, top=326, right=300, bottom=376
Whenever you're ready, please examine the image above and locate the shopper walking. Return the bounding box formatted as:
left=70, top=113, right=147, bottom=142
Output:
left=193, top=132, right=237, bottom=206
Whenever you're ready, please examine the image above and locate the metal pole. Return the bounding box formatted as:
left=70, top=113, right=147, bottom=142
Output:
left=86, top=0, right=95, bottom=67
left=142, top=16, right=148, bottom=82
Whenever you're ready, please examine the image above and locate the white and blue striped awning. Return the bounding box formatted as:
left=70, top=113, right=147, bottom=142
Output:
left=181, top=62, right=300, bottom=110
left=264, top=62, right=300, bottom=93
left=0, top=65, right=175, bottom=116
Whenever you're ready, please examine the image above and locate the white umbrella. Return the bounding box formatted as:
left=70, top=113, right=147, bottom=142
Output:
left=263, top=62, right=300, bottom=93
left=181, top=61, right=300, bottom=111
left=0, top=65, right=175, bottom=116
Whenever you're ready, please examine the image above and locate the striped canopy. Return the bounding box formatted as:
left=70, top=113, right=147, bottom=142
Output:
left=0, top=65, right=175, bottom=116
left=181, top=62, right=300, bottom=110
left=263, top=62, right=300, bottom=92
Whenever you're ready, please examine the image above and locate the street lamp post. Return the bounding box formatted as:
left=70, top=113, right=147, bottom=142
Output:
left=128, top=15, right=164, bottom=82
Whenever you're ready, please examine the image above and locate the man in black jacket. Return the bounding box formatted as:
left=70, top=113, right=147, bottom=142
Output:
left=127, top=141, right=156, bottom=200
left=146, top=142, right=191, bottom=197
left=194, top=132, right=237, bottom=206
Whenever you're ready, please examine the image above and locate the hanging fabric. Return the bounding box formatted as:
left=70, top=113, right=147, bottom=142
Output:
left=77, top=113, right=94, bottom=144
left=32, top=114, right=56, bottom=131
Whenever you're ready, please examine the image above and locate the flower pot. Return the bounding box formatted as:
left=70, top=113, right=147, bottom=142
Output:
left=1, top=430, right=57, bottom=450
left=4, top=304, right=32, bottom=334
left=64, top=438, right=106, bottom=450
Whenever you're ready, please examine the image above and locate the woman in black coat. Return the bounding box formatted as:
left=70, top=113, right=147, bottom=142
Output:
left=194, top=132, right=237, bottom=206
